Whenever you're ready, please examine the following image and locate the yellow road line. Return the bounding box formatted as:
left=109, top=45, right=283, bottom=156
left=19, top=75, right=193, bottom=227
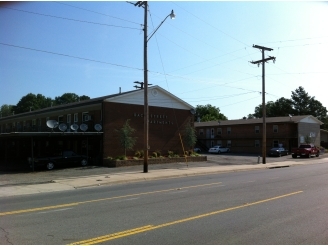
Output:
left=69, top=190, right=303, bottom=245
left=0, top=182, right=222, bottom=216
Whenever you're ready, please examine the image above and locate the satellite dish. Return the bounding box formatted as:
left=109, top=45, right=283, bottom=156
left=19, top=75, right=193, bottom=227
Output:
left=58, top=123, right=67, bottom=132
left=46, top=120, right=59, bottom=129
left=94, top=124, right=102, bottom=132
left=80, top=123, right=88, bottom=132
left=71, top=124, right=79, bottom=131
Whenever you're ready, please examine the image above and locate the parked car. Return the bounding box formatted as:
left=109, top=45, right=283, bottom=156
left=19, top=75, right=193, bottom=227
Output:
left=269, top=147, right=289, bottom=157
left=291, top=144, right=320, bottom=158
left=28, top=150, right=90, bottom=170
left=208, top=146, right=230, bottom=154
left=194, top=148, right=201, bottom=153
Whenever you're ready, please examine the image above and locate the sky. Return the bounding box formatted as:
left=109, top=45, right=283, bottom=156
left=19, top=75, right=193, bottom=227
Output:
left=1, top=1, right=328, bottom=120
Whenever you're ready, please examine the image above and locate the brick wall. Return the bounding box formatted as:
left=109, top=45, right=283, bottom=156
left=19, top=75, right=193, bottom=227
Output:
left=103, top=102, right=192, bottom=158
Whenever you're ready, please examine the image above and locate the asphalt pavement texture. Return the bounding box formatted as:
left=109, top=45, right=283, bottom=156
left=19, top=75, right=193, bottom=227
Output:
left=1, top=153, right=326, bottom=188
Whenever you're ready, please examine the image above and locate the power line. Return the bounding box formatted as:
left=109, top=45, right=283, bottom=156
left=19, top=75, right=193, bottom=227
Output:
left=54, top=1, right=142, bottom=26
left=0, top=42, right=143, bottom=71
left=1, top=6, right=141, bottom=30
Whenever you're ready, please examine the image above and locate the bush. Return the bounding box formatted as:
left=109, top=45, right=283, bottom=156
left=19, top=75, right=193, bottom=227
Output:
left=168, top=151, right=174, bottom=157
left=135, top=150, right=144, bottom=158
left=116, top=155, right=127, bottom=160
left=152, top=152, right=158, bottom=158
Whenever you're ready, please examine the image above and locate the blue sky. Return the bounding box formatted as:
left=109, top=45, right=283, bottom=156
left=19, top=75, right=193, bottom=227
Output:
left=1, top=1, right=328, bottom=120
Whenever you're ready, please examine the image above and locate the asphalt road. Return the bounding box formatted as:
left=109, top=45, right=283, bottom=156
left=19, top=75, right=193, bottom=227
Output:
left=0, top=153, right=318, bottom=187
left=1, top=160, right=327, bottom=244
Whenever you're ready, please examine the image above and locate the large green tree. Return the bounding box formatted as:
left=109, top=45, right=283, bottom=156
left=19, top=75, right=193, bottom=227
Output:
left=253, top=98, right=293, bottom=118
left=250, top=87, right=327, bottom=126
left=195, top=104, right=227, bottom=122
left=13, top=93, right=53, bottom=114
left=54, top=93, right=90, bottom=105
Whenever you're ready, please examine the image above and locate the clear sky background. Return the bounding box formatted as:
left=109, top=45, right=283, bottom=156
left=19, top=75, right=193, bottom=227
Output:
left=1, top=1, right=328, bottom=120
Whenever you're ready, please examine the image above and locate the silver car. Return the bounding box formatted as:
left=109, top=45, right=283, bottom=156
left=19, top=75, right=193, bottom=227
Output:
left=208, top=146, right=230, bottom=154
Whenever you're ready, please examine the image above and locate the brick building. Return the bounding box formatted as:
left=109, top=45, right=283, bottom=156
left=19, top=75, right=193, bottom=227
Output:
left=0, top=86, right=194, bottom=168
left=195, top=115, right=323, bottom=155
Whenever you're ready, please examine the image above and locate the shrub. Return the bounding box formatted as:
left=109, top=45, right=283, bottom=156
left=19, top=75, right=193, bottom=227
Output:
left=116, top=155, right=127, bottom=160
left=168, top=151, right=174, bottom=157
left=152, top=152, right=158, bottom=158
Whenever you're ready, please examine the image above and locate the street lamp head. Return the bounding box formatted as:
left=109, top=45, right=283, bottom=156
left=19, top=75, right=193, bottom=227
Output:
left=170, top=10, right=175, bottom=19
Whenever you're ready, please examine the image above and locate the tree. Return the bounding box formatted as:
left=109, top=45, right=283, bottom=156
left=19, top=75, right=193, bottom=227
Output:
left=54, top=93, right=90, bottom=105
left=183, top=120, right=197, bottom=151
left=0, top=104, right=14, bottom=117
left=250, top=87, right=327, bottom=124
left=195, top=104, right=228, bottom=122
left=13, top=93, right=53, bottom=114
left=116, top=119, right=137, bottom=156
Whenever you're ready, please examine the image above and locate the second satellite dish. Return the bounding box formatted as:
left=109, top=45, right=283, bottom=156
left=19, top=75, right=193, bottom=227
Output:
left=58, top=123, right=67, bottom=132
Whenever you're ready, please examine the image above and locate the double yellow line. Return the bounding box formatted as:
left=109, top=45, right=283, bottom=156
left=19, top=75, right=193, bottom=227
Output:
left=70, top=190, right=303, bottom=245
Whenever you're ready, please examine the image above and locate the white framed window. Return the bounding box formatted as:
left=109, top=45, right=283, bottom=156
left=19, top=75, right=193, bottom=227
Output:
left=255, top=140, right=260, bottom=147
left=32, top=119, right=36, bottom=126
left=227, top=127, right=231, bottom=134
left=74, top=113, right=78, bottom=123
left=217, top=140, right=222, bottom=146
left=255, top=125, right=260, bottom=134
left=217, top=128, right=222, bottom=135
left=227, top=140, right=231, bottom=147
left=211, top=128, right=214, bottom=138
left=199, top=129, right=203, bottom=135
left=273, top=125, right=278, bottom=133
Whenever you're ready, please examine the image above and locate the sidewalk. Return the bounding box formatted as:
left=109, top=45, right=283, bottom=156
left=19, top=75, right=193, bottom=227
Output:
left=1, top=156, right=327, bottom=198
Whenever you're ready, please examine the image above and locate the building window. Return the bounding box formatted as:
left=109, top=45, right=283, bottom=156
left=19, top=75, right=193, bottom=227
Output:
left=74, top=113, right=78, bottom=123
left=211, top=128, right=214, bottom=138
left=217, top=140, right=222, bottom=146
left=199, top=129, right=203, bottom=135
left=255, top=126, right=260, bottom=134
left=227, top=127, right=231, bottom=134
left=58, top=115, right=64, bottom=123
left=82, top=112, right=90, bottom=122
left=67, top=114, right=71, bottom=124
left=255, top=140, right=260, bottom=147
left=217, top=128, right=222, bottom=135
left=273, top=125, right=278, bottom=133
left=273, top=140, right=279, bottom=147
left=227, top=140, right=231, bottom=147
left=32, top=119, right=36, bottom=126
left=38, top=119, right=42, bottom=126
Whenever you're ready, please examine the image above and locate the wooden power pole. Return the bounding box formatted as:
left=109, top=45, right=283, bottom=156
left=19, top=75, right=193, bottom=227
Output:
left=250, top=45, right=276, bottom=164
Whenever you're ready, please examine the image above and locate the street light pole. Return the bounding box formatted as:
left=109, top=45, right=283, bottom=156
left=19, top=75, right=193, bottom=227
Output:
left=135, top=1, right=175, bottom=173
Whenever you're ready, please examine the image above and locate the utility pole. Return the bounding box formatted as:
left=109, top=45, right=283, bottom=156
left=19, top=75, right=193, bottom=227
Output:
left=250, top=45, right=276, bottom=164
